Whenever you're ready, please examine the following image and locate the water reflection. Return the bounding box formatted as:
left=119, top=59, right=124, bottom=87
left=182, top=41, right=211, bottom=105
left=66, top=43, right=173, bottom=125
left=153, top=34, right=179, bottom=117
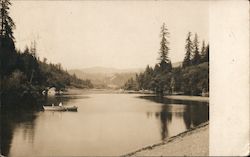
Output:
left=1, top=93, right=209, bottom=156
left=139, top=96, right=209, bottom=140
left=1, top=95, right=79, bottom=156
left=159, top=109, right=172, bottom=139
left=1, top=111, right=38, bottom=156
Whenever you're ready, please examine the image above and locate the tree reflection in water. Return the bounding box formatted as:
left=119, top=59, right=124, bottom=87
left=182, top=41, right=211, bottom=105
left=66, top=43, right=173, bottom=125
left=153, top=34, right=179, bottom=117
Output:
left=139, top=96, right=208, bottom=140
left=0, top=95, right=75, bottom=156
left=1, top=110, right=38, bottom=156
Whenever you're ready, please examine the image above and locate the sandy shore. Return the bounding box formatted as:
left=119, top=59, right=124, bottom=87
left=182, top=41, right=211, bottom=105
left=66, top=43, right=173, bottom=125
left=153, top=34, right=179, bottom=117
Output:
left=165, top=95, right=209, bottom=102
left=123, top=122, right=209, bottom=157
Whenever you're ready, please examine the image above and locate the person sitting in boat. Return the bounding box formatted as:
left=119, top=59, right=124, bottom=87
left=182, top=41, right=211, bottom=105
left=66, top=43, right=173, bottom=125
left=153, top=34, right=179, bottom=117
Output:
left=59, top=102, right=63, bottom=107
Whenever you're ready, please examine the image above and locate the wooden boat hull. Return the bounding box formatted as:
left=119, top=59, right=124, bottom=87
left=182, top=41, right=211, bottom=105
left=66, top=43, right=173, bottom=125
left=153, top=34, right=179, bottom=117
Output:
left=43, top=106, right=78, bottom=112
left=43, top=106, right=66, bottom=111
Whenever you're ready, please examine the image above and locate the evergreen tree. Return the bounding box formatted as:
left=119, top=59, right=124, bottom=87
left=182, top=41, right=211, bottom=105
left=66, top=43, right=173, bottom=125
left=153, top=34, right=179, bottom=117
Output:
left=158, top=23, right=172, bottom=72
left=200, top=40, right=206, bottom=62
left=143, top=65, right=154, bottom=89
left=154, top=64, right=161, bottom=75
left=135, top=73, right=143, bottom=90
left=30, top=40, right=37, bottom=58
left=203, top=44, right=209, bottom=62
left=0, top=0, right=15, bottom=39
left=0, top=0, right=16, bottom=77
left=191, top=33, right=201, bottom=65
left=183, top=32, right=192, bottom=68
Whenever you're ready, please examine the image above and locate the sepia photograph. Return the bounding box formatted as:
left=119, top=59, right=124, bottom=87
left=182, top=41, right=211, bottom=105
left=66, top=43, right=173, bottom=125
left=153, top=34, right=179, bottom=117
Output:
left=0, top=0, right=248, bottom=156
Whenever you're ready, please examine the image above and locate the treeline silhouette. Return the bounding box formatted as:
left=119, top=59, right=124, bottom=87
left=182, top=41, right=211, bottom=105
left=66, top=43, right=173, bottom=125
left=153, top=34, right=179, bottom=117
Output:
left=123, top=24, right=209, bottom=96
left=0, top=1, right=93, bottom=107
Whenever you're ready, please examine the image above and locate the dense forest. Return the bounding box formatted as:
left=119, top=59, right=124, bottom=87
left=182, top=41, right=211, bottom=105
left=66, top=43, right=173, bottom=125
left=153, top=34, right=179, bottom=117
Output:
left=0, top=1, right=93, bottom=108
left=123, top=23, right=209, bottom=96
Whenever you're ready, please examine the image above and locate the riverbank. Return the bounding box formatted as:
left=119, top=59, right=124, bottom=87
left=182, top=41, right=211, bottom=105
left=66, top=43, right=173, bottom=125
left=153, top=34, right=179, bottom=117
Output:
left=123, top=122, right=209, bottom=156
left=121, top=90, right=209, bottom=102
left=165, top=95, right=209, bottom=102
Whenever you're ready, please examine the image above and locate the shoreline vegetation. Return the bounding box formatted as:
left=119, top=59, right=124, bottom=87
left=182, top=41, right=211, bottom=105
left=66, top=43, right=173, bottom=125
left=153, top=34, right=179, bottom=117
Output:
left=123, top=122, right=209, bottom=157
left=123, top=24, right=209, bottom=97
left=0, top=1, right=93, bottom=110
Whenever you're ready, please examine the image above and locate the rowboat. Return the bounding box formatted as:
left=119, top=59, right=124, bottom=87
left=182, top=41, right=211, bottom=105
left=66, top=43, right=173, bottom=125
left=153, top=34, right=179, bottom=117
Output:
left=43, top=106, right=78, bottom=111
left=43, top=103, right=78, bottom=112
left=43, top=106, right=66, bottom=111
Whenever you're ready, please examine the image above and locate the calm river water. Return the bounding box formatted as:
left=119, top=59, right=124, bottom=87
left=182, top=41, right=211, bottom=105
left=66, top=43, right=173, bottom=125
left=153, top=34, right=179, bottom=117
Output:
left=1, top=91, right=209, bottom=156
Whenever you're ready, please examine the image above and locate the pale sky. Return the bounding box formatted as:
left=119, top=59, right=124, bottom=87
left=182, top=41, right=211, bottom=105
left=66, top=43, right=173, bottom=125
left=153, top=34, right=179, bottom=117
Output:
left=11, top=1, right=209, bottom=69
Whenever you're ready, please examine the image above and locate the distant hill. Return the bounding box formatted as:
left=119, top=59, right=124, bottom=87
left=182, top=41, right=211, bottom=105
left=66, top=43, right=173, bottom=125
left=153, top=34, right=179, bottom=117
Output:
left=70, top=66, right=143, bottom=74
left=68, top=62, right=182, bottom=89
left=68, top=67, right=143, bottom=88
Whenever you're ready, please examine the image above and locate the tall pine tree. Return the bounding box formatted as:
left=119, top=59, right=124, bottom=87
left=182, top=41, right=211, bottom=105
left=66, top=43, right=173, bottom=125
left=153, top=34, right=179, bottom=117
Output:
left=191, top=33, right=201, bottom=65
left=0, top=0, right=16, bottom=76
left=0, top=0, right=15, bottom=39
left=158, top=23, right=172, bottom=72
left=200, top=40, right=206, bottom=62
left=183, top=32, right=192, bottom=68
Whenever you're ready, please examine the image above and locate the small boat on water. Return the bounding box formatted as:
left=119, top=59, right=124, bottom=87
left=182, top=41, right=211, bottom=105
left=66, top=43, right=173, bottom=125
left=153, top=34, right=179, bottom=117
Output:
left=43, top=103, right=78, bottom=112
left=43, top=106, right=66, bottom=111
